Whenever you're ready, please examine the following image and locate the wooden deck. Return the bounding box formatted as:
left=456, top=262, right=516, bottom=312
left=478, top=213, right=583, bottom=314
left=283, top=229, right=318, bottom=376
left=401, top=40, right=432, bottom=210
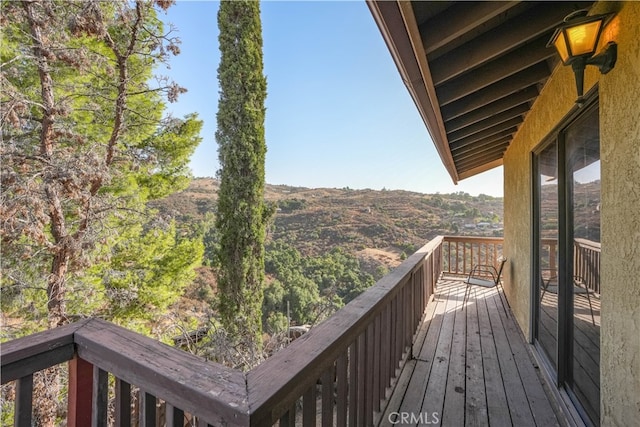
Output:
left=378, top=279, right=563, bottom=427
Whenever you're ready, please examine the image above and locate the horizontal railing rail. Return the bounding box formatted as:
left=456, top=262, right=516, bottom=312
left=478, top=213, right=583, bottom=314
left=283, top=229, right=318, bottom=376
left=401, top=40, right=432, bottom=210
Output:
left=2, top=237, right=445, bottom=426
left=441, top=236, right=504, bottom=276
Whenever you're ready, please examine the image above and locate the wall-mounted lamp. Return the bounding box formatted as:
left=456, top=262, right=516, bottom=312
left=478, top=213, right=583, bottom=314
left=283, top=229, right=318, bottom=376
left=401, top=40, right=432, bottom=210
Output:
left=547, top=10, right=617, bottom=105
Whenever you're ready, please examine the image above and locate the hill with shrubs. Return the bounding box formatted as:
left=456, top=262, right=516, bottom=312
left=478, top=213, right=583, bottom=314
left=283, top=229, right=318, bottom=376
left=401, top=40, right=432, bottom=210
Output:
left=151, top=178, right=503, bottom=334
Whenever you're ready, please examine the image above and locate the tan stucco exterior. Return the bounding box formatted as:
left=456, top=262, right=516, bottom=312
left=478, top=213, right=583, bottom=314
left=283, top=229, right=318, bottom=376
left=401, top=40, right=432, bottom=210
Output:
left=502, top=1, right=640, bottom=425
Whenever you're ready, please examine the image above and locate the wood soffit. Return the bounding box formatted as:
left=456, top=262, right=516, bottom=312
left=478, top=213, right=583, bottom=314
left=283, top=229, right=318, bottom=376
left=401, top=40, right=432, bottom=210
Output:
left=368, top=0, right=595, bottom=182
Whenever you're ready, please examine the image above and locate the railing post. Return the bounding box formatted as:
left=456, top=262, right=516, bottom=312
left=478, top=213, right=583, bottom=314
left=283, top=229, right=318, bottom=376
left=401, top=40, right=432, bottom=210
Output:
left=115, top=379, right=132, bottom=426
left=68, top=356, right=94, bottom=427
left=140, top=392, right=157, bottom=427
left=14, top=374, right=33, bottom=427
left=92, top=367, right=109, bottom=426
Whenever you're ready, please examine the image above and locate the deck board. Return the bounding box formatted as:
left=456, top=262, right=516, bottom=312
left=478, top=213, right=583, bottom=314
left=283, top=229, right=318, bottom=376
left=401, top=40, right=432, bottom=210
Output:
left=379, top=279, right=563, bottom=427
left=477, top=289, right=511, bottom=426
left=440, top=284, right=466, bottom=427
left=464, top=287, right=488, bottom=427
left=398, top=289, right=446, bottom=417
left=420, top=284, right=462, bottom=425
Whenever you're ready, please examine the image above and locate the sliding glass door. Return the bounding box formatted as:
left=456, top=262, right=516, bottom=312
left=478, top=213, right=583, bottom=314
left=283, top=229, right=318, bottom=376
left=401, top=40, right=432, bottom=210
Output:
left=534, top=101, right=601, bottom=425
left=565, top=106, right=601, bottom=423
left=535, top=139, right=559, bottom=372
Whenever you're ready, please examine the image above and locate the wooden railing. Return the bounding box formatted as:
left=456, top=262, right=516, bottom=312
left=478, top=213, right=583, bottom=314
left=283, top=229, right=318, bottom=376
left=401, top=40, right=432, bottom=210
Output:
left=2, top=320, right=248, bottom=427
left=439, top=236, right=600, bottom=293
left=440, top=236, right=504, bottom=276
left=540, top=238, right=558, bottom=272
left=540, top=237, right=600, bottom=294
left=1, top=237, right=444, bottom=427
left=574, top=238, right=601, bottom=294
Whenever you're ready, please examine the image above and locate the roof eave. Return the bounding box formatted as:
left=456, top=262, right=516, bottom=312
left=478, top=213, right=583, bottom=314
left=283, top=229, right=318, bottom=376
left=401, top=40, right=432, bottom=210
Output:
left=458, top=158, right=504, bottom=181
left=367, top=0, right=460, bottom=184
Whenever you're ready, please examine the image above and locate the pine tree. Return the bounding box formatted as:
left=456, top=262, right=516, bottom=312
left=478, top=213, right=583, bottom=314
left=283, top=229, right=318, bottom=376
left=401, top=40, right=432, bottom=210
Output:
left=1, top=2, right=202, bottom=422
left=214, top=0, right=269, bottom=358
left=1, top=0, right=203, bottom=334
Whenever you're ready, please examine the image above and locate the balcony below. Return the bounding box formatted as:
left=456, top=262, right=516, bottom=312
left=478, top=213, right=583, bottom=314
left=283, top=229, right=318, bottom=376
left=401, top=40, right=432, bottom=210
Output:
left=378, top=279, right=563, bottom=427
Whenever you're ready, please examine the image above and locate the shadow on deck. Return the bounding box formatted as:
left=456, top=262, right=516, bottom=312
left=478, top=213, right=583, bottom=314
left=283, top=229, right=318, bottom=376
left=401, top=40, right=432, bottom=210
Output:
left=378, top=279, right=563, bottom=427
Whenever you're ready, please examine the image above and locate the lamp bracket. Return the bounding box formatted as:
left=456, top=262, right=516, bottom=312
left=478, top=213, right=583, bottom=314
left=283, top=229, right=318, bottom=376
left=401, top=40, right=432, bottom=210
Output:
left=586, top=42, right=617, bottom=74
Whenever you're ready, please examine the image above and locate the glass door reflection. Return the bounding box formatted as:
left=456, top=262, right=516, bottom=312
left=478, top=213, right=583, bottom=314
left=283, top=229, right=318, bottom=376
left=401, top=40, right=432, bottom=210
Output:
left=536, top=140, right=559, bottom=372
left=566, top=106, right=601, bottom=424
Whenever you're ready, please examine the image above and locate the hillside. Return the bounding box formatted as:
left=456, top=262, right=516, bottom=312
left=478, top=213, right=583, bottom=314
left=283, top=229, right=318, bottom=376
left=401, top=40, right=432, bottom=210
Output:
left=152, top=178, right=503, bottom=275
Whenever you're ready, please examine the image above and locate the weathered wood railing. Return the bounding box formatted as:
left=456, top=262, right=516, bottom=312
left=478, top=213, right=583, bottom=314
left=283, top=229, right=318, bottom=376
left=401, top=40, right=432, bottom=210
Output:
left=440, top=236, right=504, bottom=276
left=249, top=237, right=442, bottom=426
left=1, top=237, right=444, bottom=426
left=540, top=238, right=558, bottom=272
left=2, top=319, right=248, bottom=426
left=540, top=237, right=600, bottom=294
left=574, top=238, right=601, bottom=294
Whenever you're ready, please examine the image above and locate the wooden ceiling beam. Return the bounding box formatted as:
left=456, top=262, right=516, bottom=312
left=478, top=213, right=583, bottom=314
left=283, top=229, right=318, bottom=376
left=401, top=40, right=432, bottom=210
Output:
left=453, top=136, right=512, bottom=162
left=447, top=103, right=529, bottom=142
left=457, top=154, right=506, bottom=174
left=458, top=158, right=504, bottom=180
left=453, top=135, right=513, bottom=160
left=457, top=151, right=506, bottom=170
left=451, top=128, right=516, bottom=153
left=436, top=35, right=554, bottom=106
left=419, top=2, right=520, bottom=55
left=444, top=88, right=538, bottom=133
left=429, top=2, right=591, bottom=85
left=441, top=64, right=549, bottom=121
left=450, top=117, right=523, bottom=147
left=457, top=154, right=506, bottom=173
left=455, top=145, right=509, bottom=170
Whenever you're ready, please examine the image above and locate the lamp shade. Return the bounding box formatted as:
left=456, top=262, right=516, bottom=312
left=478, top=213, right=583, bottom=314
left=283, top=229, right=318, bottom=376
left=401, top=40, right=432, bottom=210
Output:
left=565, top=20, right=602, bottom=57
left=547, top=10, right=617, bottom=104
left=548, top=11, right=611, bottom=66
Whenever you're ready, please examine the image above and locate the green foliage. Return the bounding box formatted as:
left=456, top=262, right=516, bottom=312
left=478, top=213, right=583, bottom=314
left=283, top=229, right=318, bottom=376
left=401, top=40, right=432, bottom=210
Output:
left=82, top=219, right=204, bottom=332
left=278, top=198, right=307, bottom=212
left=306, top=247, right=375, bottom=304
left=214, top=0, right=269, bottom=354
left=263, top=242, right=320, bottom=325
left=1, top=0, right=202, bottom=336
left=262, top=240, right=374, bottom=328
left=465, top=207, right=481, bottom=218
left=265, top=311, right=289, bottom=335
left=136, top=114, right=204, bottom=200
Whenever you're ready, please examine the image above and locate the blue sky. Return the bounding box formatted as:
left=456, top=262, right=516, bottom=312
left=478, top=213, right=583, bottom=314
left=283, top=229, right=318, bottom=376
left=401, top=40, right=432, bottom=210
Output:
left=159, top=1, right=504, bottom=197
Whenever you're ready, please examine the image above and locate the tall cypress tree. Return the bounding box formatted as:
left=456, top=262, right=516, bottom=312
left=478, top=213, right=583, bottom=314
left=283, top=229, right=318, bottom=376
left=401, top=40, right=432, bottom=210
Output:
left=215, top=0, right=268, bottom=356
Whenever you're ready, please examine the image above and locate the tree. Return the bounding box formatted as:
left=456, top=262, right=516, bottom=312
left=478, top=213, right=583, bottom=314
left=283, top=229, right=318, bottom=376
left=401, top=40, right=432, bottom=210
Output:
left=1, top=0, right=201, bottom=330
left=1, top=2, right=202, bottom=421
left=1, top=0, right=203, bottom=421
left=83, top=219, right=204, bottom=333
left=214, top=0, right=269, bottom=358
left=262, top=241, right=374, bottom=328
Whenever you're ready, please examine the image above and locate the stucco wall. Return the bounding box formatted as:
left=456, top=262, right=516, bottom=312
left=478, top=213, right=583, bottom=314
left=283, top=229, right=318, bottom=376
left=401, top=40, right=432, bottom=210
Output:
left=597, top=1, right=640, bottom=425
left=502, top=1, right=640, bottom=425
